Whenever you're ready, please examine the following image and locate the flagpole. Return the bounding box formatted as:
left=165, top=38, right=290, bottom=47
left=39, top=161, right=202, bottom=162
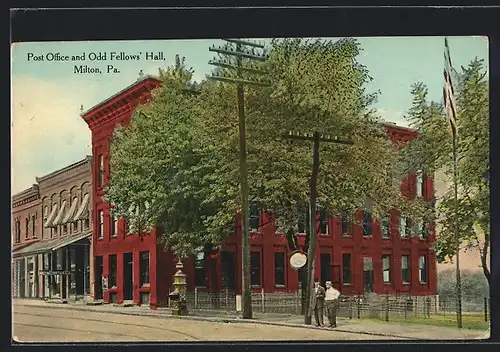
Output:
left=444, top=36, right=463, bottom=329
left=452, top=131, right=462, bottom=329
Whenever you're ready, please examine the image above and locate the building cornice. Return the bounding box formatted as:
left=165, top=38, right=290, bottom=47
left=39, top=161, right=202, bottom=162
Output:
left=12, top=184, right=40, bottom=208
left=81, top=76, right=161, bottom=130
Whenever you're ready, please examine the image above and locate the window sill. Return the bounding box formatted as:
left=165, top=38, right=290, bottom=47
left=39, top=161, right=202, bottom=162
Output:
left=110, top=235, right=118, bottom=239
left=341, top=234, right=351, bottom=238
left=383, top=282, right=392, bottom=285
left=274, top=284, right=286, bottom=288
left=419, top=281, right=427, bottom=285
left=251, top=285, right=261, bottom=288
left=342, top=283, right=352, bottom=286
left=402, top=282, right=410, bottom=285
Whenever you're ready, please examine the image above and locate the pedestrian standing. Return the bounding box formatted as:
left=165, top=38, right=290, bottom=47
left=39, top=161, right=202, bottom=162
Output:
left=310, top=280, right=325, bottom=327
left=324, top=281, right=341, bottom=328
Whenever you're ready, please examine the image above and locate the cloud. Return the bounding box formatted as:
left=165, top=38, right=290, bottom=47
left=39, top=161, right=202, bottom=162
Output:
left=11, top=76, right=92, bottom=194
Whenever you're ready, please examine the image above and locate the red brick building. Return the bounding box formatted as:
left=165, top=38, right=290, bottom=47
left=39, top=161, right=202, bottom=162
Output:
left=80, top=77, right=437, bottom=309
left=12, top=184, right=42, bottom=298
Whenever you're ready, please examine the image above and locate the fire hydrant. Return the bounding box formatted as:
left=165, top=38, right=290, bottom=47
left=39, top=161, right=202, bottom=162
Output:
left=169, top=259, right=188, bottom=316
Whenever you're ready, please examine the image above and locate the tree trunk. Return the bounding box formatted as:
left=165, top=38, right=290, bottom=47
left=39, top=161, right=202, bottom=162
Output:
left=481, top=232, right=491, bottom=287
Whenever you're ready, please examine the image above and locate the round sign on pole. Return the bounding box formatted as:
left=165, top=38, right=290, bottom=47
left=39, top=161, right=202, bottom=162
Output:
left=289, top=252, right=307, bottom=270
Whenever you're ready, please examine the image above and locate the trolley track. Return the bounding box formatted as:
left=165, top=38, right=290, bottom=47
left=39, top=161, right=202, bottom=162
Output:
left=13, top=311, right=200, bottom=341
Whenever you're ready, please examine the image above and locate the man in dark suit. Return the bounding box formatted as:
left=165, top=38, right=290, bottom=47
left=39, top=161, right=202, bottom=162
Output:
left=310, top=280, right=326, bottom=327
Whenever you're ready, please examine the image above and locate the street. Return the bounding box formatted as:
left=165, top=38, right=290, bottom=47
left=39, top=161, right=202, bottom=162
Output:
left=13, top=303, right=400, bottom=342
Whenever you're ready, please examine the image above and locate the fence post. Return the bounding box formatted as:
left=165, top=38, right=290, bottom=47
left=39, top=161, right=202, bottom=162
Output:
left=225, top=288, right=229, bottom=310
left=385, top=294, right=389, bottom=322
left=348, top=297, right=352, bottom=319
left=426, top=296, right=431, bottom=318
left=194, top=287, right=198, bottom=310
left=414, top=296, right=417, bottom=318
left=261, top=288, right=265, bottom=313
left=484, top=297, right=488, bottom=322
left=357, top=298, right=361, bottom=319
left=295, top=289, right=300, bottom=315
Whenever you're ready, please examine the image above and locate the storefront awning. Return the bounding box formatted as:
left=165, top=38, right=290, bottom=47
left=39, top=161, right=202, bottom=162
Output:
left=12, top=231, right=92, bottom=258
left=74, top=194, right=89, bottom=221
left=52, top=201, right=67, bottom=226
left=62, top=199, right=79, bottom=224
left=43, top=205, right=58, bottom=228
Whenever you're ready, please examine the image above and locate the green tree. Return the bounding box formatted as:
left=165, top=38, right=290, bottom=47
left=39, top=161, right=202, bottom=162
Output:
left=106, top=39, right=422, bottom=259
left=401, top=58, right=490, bottom=286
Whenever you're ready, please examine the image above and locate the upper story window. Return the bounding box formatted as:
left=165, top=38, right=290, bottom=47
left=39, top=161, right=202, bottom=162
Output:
left=98, top=154, right=104, bottom=187
left=98, top=210, right=104, bottom=239
left=32, top=215, right=36, bottom=238
left=363, top=211, right=372, bottom=236
left=111, top=214, right=118, bottom=238
left=15, top=220, right=21, bottom=243
left=341, top=210, right=350, bottom=236
left=380, top=214, right=390, bottom=239
left=319, top=208, right=328, bottom=235
left=25, top=218, right=29, bottom=239
left=400, top=216, right=408, bottom=238
left=249, top=203, right=260, bottom=232
left=416, top=170, right=424, bottom=198
left=296, top=204, right=309, bottom=234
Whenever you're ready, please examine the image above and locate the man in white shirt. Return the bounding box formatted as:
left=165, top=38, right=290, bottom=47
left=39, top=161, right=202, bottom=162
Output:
left=324, top=281, right=341, bottom=328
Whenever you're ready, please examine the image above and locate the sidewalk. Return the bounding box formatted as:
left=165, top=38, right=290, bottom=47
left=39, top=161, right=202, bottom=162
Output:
left=13, top=299, right=488, bottom=340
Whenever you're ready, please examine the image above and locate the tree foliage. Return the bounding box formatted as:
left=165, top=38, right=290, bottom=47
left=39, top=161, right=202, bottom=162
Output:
left=106, top=39, right=422, bottom=258
left=401, top=58, right=490, bottom=285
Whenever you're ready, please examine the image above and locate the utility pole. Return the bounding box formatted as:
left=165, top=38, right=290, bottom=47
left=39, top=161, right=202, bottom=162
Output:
left=208, top=39, right=270, bottom=319
left=282, top=131, right=353, bottom=325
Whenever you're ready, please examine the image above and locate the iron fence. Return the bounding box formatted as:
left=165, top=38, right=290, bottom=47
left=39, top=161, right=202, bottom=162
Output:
left=183, top=288, right=491, bottom=323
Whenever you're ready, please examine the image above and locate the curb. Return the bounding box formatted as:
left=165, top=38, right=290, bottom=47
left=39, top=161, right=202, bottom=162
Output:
left=14, top=302, right=421, bottom=340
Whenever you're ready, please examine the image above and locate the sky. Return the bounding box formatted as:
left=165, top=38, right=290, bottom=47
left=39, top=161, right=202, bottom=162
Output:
left=11, top=36, right=488, bottom=195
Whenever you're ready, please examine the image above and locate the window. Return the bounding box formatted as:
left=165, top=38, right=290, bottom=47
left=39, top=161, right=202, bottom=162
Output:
left=417, top=219, right=428, bottom=239
left=98, top=154, right=104, bottom=187
left=140, top=251, right=150, bottom=286
left=363, top=211, right=372, bottom=236
left=419, top=255, right=427, bottom=283
left=15, top=220, right=21, bottom=243
left=274, top=252, right=285, bottom=286
left=25, top=218, right=29, bottom=239
left=250, top=251, right=261, bottom=287
left=249, top=203, right=260, bottom=232
left=296, top=204, right=309, bottom=233
left=342, top=253, right=352, bottom=285
left=43, top=206, right=48, bottom=234
left=109, top=254, right=117, bottom=287
left=98, top=210, right=104, bottom=239
left=400, top=216, right=408, bottom=237
left=416, top=170, right=424, bottom=198
left=382, top=255, right=391, bottom=284
left=401, top=255, right=410, bottom=284
left=319, top=208, right=328, bottom=234
left=32, top=215, right=36, bottom=238
left=111, top=214, right=118, bottom=237
left=381, top=215, right=390, bottom=239
left=341, top=210, right=350, bottom=236
left=63, top=223, right=68, bottom=235
left=194, top=250, right=205, bottom=287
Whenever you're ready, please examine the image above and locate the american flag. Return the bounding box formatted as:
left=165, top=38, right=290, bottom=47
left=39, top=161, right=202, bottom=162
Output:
left=443, top=37, right=458, bottom=137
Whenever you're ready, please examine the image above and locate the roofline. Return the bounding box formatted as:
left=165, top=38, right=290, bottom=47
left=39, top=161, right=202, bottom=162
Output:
left=80, top=75, right=161, bottom=118
left=380, top=121, right=417, bottom=134
left=12, top=184, right=40, bottom=201
left=35, top=155, right=92, bottom=184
